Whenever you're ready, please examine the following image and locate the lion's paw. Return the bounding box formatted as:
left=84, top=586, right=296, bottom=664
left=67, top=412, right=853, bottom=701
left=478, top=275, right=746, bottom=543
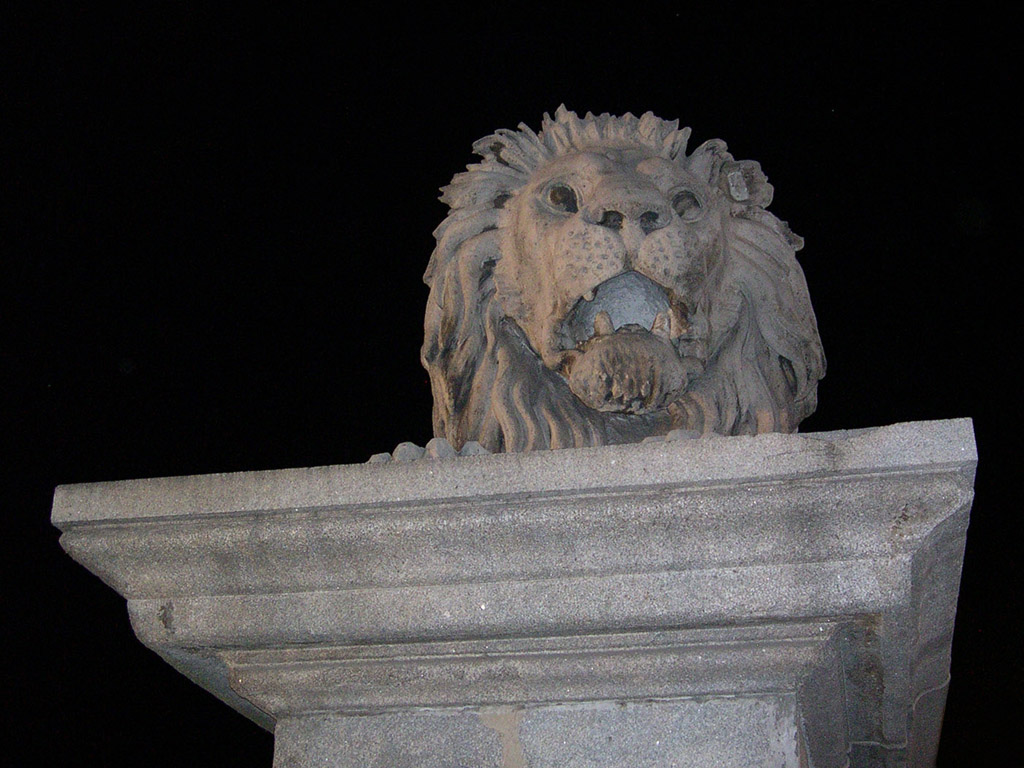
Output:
left=367, top=438, right=492, bottom=463
left=567, top=328, right=693, bottom=414
left=392, top=441, right=426, bottom=462
left=424, top=437, right=458, bottom=458
left=641, top=428, right=703, bottom=445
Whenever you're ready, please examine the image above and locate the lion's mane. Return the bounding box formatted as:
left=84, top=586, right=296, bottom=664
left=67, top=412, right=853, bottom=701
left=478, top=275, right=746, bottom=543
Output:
left=422, top=107, right=824, bottom=453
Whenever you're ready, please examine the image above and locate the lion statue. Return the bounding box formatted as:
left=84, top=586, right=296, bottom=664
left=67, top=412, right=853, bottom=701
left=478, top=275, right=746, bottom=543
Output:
left=421, top=107, right=825, bottom=453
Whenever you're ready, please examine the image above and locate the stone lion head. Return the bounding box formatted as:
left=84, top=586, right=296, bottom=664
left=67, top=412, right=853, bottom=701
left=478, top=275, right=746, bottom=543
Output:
left=422, top=107, right=825, bottom=452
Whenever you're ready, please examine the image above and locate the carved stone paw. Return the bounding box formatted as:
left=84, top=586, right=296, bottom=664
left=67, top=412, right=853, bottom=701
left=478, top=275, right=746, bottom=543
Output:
left=367, top=438, right=491, bottom=463
left=567, top=328, right=697, bottom=414
left=641, top=428, right=702, bottom=444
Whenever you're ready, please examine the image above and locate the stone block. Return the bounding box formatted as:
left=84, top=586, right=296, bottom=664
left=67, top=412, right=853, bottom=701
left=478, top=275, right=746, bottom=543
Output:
left=52, top=419, right=976, bottom=766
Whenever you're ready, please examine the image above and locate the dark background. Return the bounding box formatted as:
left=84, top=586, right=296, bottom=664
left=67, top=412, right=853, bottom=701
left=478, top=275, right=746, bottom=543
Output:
left=4, top=4, right=1019, bottom=765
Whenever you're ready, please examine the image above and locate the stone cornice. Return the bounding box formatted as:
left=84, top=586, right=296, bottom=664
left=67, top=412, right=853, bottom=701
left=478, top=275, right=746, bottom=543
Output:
left=52, top=419, right=976, bottom=766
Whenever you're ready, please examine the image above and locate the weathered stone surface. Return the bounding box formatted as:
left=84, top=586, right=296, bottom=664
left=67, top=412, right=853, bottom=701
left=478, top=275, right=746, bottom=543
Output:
left=275, top=698, right=802, bottom=768
left=392, top=440, right=425, bottom=462
left=52, top=419, right=976, bottom=766
left=273, top=711, right=503, bottom=768
left=519, top=698, right=801, bottom=768
left=423, top=436, right=458, bottom=458
left=421, top=107, right=825, bottom=452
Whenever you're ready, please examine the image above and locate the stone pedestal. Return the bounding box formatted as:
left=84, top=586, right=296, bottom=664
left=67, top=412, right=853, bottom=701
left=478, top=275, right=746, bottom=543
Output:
left=52, top=419, right=976, bottom=767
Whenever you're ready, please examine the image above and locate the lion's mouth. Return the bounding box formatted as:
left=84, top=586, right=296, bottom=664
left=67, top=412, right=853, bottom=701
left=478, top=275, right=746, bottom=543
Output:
left=548, top=271, right=706, bottom=415
left=559, top=271, right=697, bottom=351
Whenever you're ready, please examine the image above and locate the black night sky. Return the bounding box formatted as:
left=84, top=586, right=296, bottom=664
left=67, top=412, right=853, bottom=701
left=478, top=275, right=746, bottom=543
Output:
left=5, top=5, right=1020, bottom=765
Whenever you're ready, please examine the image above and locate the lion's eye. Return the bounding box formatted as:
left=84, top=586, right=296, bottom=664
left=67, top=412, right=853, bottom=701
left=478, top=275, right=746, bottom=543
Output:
left=547, top=184, right=579, bottom=213
left=672, top=190, right=703, bottom=221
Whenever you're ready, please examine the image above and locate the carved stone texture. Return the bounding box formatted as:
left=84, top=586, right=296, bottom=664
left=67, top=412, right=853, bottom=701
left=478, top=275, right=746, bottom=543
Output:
left=52, top=419, right=975, bottom=767
left=422, top=107, right=825, bottom=453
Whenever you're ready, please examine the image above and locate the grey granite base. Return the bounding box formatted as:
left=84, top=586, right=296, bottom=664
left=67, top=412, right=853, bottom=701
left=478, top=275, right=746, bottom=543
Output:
left=274, top=697, right=802, bottom=768
left=52, top=419, right=976, bottom=767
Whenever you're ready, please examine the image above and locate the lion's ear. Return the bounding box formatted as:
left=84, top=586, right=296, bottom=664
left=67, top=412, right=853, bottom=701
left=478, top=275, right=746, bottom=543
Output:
left=687, top=139, right=732, bottom=185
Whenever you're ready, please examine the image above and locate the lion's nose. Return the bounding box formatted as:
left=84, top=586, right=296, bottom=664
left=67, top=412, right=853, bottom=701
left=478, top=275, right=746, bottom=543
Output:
left=585, top=183, right=672, bottom=235
left=595, top=208, right=668, bottom=234
left=597, top=210, right=625, bottom=230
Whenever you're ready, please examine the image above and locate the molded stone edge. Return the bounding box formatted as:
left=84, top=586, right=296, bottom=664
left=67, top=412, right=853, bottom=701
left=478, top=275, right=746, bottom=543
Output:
left=51, top=418, right=976, bottom=525
left=50, top=418, right=977, bottom=767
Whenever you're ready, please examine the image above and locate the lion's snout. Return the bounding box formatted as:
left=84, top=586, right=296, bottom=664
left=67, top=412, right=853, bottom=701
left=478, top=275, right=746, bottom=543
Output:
left=581, top=176, right=672, bottom=236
